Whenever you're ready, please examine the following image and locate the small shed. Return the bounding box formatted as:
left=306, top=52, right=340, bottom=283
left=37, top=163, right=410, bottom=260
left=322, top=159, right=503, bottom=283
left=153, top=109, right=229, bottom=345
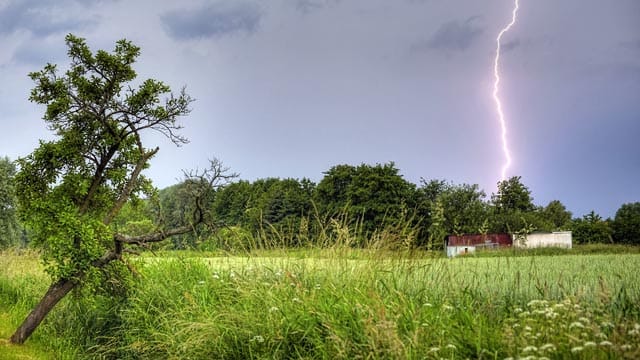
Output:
left=445, top=233, right=512, bottom=257
left=514, top=231, right=572, bottom=249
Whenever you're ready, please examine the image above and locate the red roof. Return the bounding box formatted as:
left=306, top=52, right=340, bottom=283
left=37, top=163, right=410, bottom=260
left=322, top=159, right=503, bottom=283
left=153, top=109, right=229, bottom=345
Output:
left=446, top=233, right=512, bottom=247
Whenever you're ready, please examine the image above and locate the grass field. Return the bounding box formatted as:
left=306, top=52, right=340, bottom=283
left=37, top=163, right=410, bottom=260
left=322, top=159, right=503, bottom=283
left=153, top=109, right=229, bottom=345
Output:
left=1, top=247, right=640, bottom=359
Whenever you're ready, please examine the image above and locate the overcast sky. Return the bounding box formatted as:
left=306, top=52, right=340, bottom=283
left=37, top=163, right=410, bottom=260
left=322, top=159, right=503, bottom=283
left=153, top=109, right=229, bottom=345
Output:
left=1, top=0, right=638, bottom=218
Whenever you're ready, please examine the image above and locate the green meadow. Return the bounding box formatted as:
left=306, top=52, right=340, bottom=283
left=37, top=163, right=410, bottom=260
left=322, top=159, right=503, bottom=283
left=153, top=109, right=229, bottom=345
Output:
left=1, top=248, right=640, bottom=359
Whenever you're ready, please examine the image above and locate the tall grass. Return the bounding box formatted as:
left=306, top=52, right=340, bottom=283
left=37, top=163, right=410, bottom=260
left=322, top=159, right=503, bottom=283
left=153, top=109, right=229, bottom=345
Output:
left=2, top=249, right=640, bottom=359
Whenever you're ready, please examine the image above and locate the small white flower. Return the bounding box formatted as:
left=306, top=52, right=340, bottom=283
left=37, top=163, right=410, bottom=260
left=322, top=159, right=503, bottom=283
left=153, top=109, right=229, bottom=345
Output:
left=442, top=305, right=453, bottom=311
left=571, top=346, right=583, bottom=353
left=445, top=344, right=456, bottom=350
left=522, top=345, right=537, bottom=353
left=428, top=347, right=439, bottom=353
left=212, top=273, right=220, bottom=280
left=250, top=335, right=265, bottom=343
left=598, top=341, right=612, bottom=347
left=197, top=280, right=205, bottom=285
left=292, top=297, right=302, bottom=303
left=569, top=321, right=584, bottom=329
left=578, top=317, right=590, bottom=324
left=628, top=329, right=639, bottom=336
left=540, top=343, right=556, bottom=352
left=269, top=306, right=279, bottom=313
left=423, top=303, right=433, bottom=307
left=620, top=344, right=632, bottom=351
left=584, top=341, right=596, bottom=348
left=601, top=321, right=615, bottom=328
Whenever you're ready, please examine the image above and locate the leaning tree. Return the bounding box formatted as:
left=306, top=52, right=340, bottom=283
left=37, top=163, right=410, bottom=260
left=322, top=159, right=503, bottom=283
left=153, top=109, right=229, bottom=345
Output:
left=9, top=34, right=231, bottom=344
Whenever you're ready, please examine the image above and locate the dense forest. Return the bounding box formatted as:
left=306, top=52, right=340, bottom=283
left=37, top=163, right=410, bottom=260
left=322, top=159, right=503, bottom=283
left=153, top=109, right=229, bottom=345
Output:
left=3, top=155, right=637, bottom=251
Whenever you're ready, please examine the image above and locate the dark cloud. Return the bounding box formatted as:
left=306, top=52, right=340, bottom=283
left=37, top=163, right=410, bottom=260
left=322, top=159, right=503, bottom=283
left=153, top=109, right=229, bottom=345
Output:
left=425, top=16, right=484, bottom=51
left=0, top=0, right=93, bottom=37
left=501, top=39, right=520, bottom=53
left=162, top=2, right=262, bottom=40
left=289, top=0, right=340, bottom=13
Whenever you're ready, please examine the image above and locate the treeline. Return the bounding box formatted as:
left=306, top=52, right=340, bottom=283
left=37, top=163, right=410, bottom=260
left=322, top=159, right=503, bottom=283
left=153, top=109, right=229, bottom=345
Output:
left=117, top=162, right=640, bottom=250
left=1, top=157, right=639, bottom=250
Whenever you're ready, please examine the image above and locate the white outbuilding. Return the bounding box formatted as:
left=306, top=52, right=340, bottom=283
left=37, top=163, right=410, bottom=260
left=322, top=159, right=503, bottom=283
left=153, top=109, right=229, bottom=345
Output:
left=513, top=231, right=572, bottom=249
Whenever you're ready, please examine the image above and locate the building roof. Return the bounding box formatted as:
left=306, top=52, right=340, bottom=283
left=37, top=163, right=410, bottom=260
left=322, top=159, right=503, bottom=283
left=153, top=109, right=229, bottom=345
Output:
left=446, top=233, right=512, bottom=247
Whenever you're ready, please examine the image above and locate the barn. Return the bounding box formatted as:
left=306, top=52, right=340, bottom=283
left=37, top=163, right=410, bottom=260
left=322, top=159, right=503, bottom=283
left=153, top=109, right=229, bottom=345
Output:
left=445, top=233, right=512, bottom=257
left=446, top=231, right=573, bottom=257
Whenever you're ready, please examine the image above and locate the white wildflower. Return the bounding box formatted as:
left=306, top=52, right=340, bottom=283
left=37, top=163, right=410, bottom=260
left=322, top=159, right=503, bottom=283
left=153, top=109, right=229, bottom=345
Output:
left=292, top=297, right=302, bottom=303
left=601, top=321, right=614, bottom=328
left=578, top=317, right=590, bottom=324
left=269, top=306, right=279, bottom=313
left=545, top=311, right=558, bottom=319
left=599, top=341, right=612, bottom=346
left=540, top=343, right=556, bottom=352
left=569, top=321, right=584, bottom=329
left=620, top=344, right=632, bottom=351
left=571, top=346, right=583, bottom=353
left=212, top=273, right=220, bottom=280
left=584, top=341, right=596, bottom=348
left=197, top=280, right=205, bottom=285
left=428, top=347, right=439, bottom=353
left=628, top=329, right=639, bottom=336
left=445, top=344, right=456, bottom=350
left=250, top=335, right=265, bottom=343
left=423, top=303, right=433, bottom=307
left=522, top=345, right=537, bottom=353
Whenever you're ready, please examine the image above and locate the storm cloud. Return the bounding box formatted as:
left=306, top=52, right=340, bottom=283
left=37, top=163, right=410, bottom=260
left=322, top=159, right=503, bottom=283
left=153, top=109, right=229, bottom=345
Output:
left=426, top=16, right=484, bottom=51
left=161, top=2, right=262, bottom=40
left=0, top=0, right=93, bottom=37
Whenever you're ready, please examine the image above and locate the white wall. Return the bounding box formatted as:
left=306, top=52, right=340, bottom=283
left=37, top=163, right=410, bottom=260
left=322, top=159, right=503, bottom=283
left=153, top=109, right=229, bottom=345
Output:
left=514, top=231, right=572, bottom=249
left=446, top=246, right=476, bottom=257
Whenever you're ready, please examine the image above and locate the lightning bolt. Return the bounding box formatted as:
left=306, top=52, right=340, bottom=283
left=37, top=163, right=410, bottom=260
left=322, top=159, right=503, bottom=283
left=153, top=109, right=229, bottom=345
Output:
left=493, top=0, right=519, bottom=182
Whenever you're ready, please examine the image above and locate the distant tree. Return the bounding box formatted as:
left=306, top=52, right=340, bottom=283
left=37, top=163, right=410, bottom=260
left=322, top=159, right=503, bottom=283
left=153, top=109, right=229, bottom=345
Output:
left=155, top=159, right=237, bottom=249
left=491, top=176, right=535, bottom=213
left=571, top=211, right=613, bottom=244
left=437, top=183, right=488, bottom=235
left=612, top=202, right=640, bottom=245
left=0, top=156, right=21, bottom=248
left=541, top=200, right=572, bottom=230
left=9, top=35, right=228, bottom=344
left=315, top=162, right=416, bottom=241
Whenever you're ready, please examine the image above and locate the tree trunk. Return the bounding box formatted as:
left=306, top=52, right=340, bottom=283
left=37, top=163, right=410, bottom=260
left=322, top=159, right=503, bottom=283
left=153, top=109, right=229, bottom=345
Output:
left=9, top=278, right=77, bottom=344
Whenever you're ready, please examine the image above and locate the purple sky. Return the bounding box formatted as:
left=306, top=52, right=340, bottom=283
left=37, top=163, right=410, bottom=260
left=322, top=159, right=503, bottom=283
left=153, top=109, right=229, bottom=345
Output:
left=1, top=0, right=638, bottom=218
